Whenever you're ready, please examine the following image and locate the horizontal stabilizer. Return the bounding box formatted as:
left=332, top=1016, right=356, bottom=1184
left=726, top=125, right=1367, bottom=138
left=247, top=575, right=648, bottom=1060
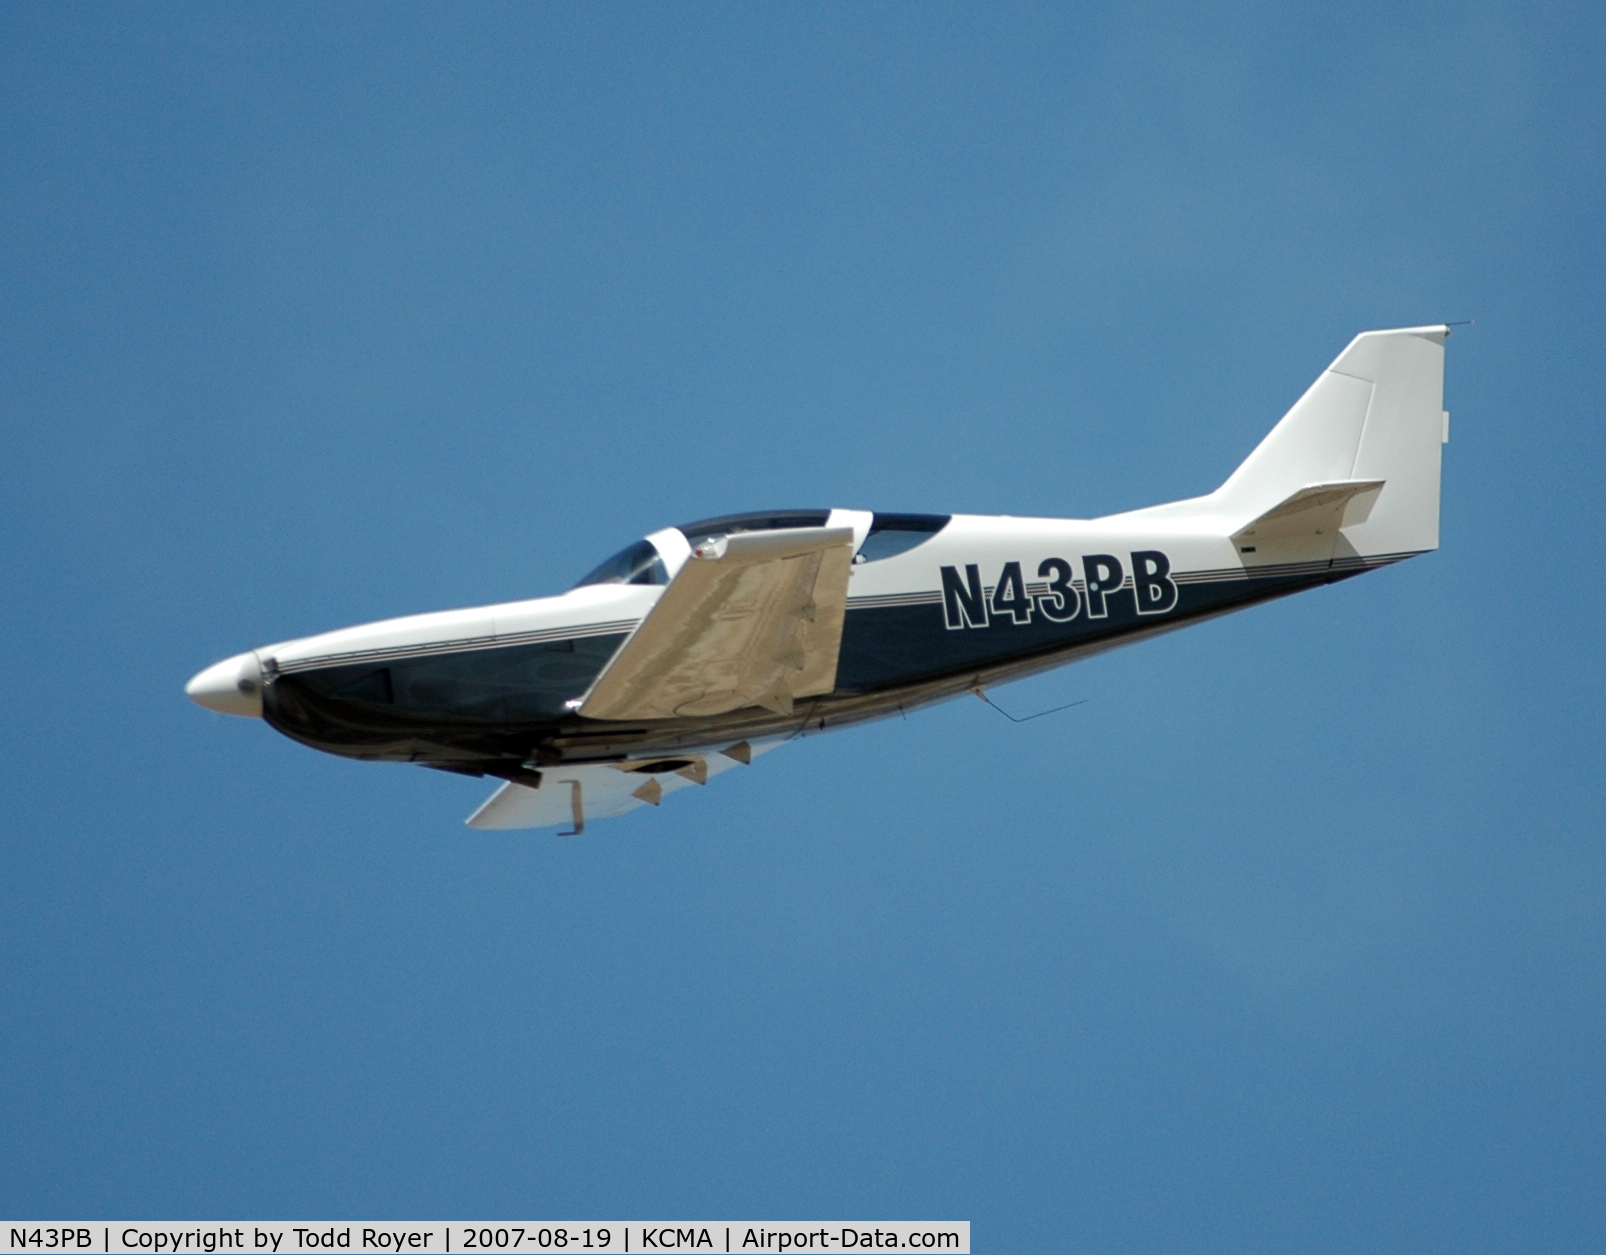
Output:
left=466, top=740, right=777, bottom=831
left=1231, top=480, right=1384, bottom=545
left=579, top=525, right=854, bottom=720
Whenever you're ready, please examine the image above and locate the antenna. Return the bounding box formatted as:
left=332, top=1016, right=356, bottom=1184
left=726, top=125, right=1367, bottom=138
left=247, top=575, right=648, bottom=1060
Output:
left=969, top=685, right=1088, bottom=724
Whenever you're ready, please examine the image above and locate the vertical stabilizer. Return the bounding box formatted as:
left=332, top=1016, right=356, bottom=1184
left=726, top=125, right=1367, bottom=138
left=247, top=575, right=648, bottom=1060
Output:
left=1213, top=326, right=1449, bottom=557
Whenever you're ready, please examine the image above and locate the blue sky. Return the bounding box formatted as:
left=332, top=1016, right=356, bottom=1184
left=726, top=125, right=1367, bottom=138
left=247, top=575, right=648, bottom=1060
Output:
left=2, top=2, right=1603, bottom=1248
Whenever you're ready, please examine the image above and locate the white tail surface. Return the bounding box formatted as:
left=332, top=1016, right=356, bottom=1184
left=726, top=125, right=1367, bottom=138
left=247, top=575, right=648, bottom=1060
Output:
left=1213, top=326, right=1449, bottom=557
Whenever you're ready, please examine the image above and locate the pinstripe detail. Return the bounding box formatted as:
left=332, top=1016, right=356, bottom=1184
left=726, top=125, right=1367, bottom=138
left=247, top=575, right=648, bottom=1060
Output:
left=847, top=590, right=944, bottom=609
left=1173, top=551, right=1419, bottom=586
left=276, top=551, right=1426, bottom=675
left=271, top=618, right=640, bottom=675
left=846, top=552, right=1424, bottom=613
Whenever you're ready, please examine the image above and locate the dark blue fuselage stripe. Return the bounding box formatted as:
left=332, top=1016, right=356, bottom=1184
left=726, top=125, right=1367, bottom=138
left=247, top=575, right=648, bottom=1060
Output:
left=272, top=618, right=641, bottom=675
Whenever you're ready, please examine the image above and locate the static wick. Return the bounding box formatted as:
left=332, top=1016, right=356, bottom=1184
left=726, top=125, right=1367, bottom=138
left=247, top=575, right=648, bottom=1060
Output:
left=969, top=685, right=1088, bottom=724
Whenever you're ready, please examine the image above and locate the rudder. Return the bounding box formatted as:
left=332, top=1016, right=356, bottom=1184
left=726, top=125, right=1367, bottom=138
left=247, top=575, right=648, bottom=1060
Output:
left=1214, top=326, right=1449, bottom=558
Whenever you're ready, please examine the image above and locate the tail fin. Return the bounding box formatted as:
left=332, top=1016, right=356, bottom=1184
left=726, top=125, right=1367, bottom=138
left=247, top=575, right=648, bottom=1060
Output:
left=1214, top=325, right=1450, bottom=558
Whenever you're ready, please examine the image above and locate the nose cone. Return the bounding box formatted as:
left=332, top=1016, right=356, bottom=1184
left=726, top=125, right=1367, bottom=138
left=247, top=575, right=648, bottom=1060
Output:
left=185, top=651, right=264, bottom=717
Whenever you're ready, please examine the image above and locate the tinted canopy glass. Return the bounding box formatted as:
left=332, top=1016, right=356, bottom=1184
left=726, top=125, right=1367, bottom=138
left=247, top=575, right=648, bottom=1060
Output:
left=572, top=538, right=669, bottom=589
left=676, top=509, right=831, bottom=546
left=855, top=512, right=951, bottom=562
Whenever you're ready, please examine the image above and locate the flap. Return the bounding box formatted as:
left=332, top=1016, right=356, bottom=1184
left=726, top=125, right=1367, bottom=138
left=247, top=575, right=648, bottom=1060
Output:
left=1231, top=480, right=1384, bottom=544
left=578, top=526, right=855, bottom=720
left=466, top=741, right=774, bottom=831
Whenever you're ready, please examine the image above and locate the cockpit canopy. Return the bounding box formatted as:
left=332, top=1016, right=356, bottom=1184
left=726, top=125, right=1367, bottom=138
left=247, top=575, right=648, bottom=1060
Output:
left=573, top=509, right=952, bottom=588
left=676, top=509, right=953, bottom=561
left=676, top=510, right=832, bottom=547
left=854, top=512, right=952, bottom=562
left=572, top=538, right=669, bottom=589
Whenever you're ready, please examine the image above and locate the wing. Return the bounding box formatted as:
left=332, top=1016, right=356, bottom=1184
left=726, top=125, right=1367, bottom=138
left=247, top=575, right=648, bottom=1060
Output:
left=578, top=525, right=855, bottom=720
left=465, top=739, right=777, bottom=831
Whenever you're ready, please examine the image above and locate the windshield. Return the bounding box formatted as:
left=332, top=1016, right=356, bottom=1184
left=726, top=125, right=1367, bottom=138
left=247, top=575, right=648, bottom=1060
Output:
left=572, top=538, right=669, bottom=589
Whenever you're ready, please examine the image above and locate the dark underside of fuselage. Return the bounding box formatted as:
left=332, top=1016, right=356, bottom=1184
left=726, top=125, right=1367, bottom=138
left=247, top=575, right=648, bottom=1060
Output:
left=261, top=561, right=1378, bottom=778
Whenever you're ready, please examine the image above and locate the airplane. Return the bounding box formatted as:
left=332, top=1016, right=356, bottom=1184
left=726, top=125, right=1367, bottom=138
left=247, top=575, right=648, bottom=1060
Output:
left=187, top=325, right=1452, bottom=833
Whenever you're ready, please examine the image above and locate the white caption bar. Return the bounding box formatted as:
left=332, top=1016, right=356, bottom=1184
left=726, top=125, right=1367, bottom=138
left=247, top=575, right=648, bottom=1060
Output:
left=2, top=1226, right=968, bottom=1255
